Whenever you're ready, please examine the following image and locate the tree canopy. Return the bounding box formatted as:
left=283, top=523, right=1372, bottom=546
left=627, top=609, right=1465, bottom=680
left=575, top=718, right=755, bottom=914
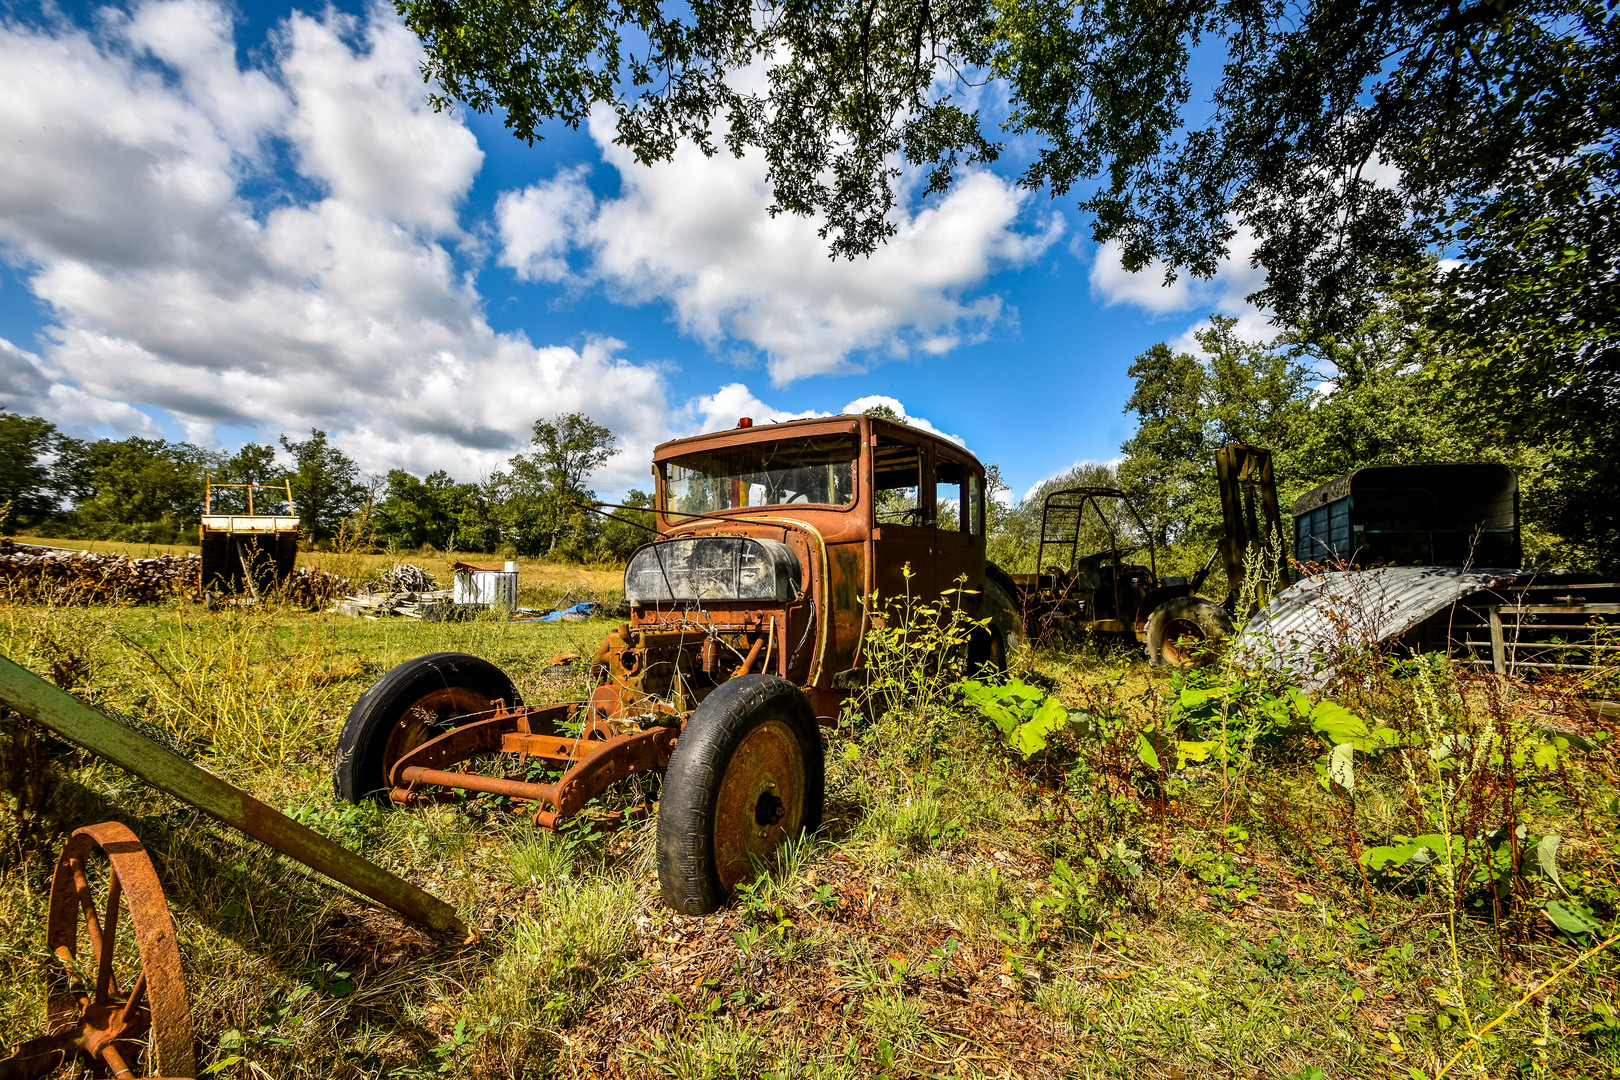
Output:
left=400, top=1, right=1616, bottom=565
left=400, top=0, right=1614, bottom=319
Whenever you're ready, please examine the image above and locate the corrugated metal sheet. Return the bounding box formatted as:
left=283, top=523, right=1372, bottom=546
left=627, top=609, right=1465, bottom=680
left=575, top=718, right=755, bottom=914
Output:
left=1232, top=566, right=1523, bottom=687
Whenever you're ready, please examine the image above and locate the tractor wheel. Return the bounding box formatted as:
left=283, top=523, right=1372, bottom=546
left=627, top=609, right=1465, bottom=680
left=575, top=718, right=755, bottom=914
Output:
left=657, top=675, right=824, bottom=915
left=1145, top=597, right=1235, bottom=669
left=332, top=652, right=520, bottom=804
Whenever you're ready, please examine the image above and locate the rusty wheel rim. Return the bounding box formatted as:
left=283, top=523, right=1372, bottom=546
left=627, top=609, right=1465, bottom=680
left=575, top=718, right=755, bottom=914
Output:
left=382, top=686, right=499, bottom=786
left=712, top=719, right=807, bottom=892
left=1161, top=617, right=1208, bottom=667
left=45, top=822, right=194, bottom=1079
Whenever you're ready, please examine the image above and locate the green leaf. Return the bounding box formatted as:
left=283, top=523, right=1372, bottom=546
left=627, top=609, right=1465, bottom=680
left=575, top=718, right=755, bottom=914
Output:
left=1536, top=834, right=1561, bottom=887
left=1175, top=740, right=1216, bottom=769
left=1178, top=687, right=1221, bottom=710
left=1545, top=900, right=1602, bottom=936
left=1531, top=742, right=1561, bottom=770
left=1136, top=731, right=1160, bottom=771
left=1361, top=846, right=1403, bottom=871
left=1328, top=741, right=1355, bottom=791
left=1308, top=700, right=1374, bottom=748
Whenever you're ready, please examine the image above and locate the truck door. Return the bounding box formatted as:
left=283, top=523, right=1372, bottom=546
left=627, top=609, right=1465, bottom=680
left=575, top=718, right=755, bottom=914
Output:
left=870, top=433, right=934, bottom=606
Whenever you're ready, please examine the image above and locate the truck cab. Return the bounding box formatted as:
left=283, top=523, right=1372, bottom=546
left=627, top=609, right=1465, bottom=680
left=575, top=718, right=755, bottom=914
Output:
left=619, top=413, right=992, bottom=720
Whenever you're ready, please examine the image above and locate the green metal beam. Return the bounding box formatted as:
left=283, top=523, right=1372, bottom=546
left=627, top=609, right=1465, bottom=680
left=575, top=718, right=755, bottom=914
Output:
left=0, top=653, right=467, bottom=938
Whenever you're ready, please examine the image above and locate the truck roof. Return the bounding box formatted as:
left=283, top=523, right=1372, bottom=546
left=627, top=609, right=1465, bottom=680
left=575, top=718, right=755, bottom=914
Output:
left=653, top=413, right=981, bottom=467
left=1291, top=462, right=1517, bottom=518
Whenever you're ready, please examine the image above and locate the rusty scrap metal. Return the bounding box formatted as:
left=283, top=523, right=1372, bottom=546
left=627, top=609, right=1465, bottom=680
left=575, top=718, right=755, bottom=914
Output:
left=1, top=822, right=195, bottom=1080
left=0, top=654, right=465, bottom=937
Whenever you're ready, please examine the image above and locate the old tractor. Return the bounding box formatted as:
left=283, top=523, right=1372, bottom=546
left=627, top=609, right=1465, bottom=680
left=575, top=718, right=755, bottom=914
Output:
left=332, top=414, right=1020, bottom=914
left=1003, top=443, right=1288, bottom=668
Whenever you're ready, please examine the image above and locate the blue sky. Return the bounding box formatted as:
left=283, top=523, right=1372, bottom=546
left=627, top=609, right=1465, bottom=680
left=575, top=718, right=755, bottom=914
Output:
left=0, top=0, right=1269, bottom=500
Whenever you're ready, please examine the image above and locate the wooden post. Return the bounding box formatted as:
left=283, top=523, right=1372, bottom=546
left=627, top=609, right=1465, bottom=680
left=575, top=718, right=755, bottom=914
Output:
left=0, top=655, right=466, bottom=937
left=1488, top=605, right=1505, bottom=675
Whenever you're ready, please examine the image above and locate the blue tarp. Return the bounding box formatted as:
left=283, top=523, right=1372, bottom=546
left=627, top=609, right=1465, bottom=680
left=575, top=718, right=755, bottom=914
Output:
left=535, top=601, right=603, bottom=622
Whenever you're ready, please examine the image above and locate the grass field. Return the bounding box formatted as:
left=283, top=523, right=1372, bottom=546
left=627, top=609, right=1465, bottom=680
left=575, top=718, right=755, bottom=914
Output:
left=1, top=553, right=1617, bottom=1079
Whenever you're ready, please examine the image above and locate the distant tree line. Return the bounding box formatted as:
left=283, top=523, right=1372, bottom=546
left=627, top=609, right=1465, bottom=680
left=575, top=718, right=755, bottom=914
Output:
left=0, top=409, right=651, bottom=562
left=5, top=312, right=1606, bottom=574
left=988, top=306, right=1610, bottom=583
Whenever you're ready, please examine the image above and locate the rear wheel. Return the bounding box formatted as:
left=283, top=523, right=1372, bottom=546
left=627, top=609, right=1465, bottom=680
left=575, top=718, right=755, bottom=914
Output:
left=332, top=652, right=520, bottom=804
left=657, top=675, right=824, bottom=915
left=1145, top=597, right=1235, bottom=668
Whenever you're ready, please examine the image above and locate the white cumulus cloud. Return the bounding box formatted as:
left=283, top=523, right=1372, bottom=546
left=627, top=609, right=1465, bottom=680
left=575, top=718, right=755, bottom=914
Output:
left=497, top=109, right=1064, bottom=385
left=1087, top=223, right=1273, bottom=351
left=0, top=1, right=670, bottom=489
left=1, top=0, right=1036, bottom=495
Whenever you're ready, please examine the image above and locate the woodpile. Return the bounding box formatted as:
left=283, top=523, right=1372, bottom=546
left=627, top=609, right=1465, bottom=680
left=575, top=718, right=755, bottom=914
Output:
left=329, top=563, right=451, bottom=619
left=373, top=563, right=439, bottom=593
left=0, top=538, right=346, bottom=610
left=332, top=588, right=454, bottom=620
left=283, top=566, right=350, bottom=611
left=0, top=539, right=199, bottom=604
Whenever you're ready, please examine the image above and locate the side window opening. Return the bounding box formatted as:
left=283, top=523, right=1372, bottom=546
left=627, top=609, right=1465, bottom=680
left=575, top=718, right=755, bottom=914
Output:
left=873, top=437, right=924, bottom=526
left=967, top=473, right=984, bottom=536
left=935, top=459, right=965, bottom=531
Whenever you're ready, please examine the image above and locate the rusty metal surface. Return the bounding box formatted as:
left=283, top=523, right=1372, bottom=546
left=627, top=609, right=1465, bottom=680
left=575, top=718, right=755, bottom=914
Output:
left=27, top=821, right=195, bottom=1080
left=0, top=655, right=465, bottom=937
left=1214, top=443, right=1288, bottom=604
left=711, top=719, right=807, bottom=891
left=553, top=726, right=677, bottom=817
left=387, top=703, right=677, bottom=820
left=1232, top=566, right=1521, bottom=687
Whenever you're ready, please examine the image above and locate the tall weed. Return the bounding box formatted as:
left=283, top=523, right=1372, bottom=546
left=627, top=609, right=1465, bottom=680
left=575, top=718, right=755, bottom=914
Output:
left=121, top=606, right=351, bottom=770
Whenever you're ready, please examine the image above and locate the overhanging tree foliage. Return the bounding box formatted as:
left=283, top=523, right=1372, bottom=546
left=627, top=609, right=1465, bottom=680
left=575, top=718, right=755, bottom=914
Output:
left=402, top=0, right=1617, bottom=563
left=399, top=0, right=1614, bottom=322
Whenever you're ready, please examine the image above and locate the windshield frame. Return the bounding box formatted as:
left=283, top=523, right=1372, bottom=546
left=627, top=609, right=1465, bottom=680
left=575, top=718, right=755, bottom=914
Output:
left=657, top=429, right=861, bottom=522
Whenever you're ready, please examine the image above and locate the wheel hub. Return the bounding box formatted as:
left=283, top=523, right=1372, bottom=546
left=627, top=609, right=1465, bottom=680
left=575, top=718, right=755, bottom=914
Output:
left=712, top=719, right=806, bottom=891
left=1162, top=617, right=1206, bottom=666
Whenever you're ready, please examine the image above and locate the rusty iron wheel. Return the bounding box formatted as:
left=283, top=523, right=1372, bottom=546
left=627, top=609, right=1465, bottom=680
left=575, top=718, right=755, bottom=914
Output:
left=32, top=821, right=194, bottom=1080
left=711, top=718, right=808, bottom=892
left=332, top=652, right=521, bottom=804
left=656, top=675, right=824, bottom=915
left=1145, top=597, right=1235, bottom=669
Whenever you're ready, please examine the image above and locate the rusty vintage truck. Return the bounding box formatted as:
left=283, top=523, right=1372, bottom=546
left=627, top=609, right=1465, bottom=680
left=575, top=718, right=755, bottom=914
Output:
left=332, top=413, right=1023, bottom=913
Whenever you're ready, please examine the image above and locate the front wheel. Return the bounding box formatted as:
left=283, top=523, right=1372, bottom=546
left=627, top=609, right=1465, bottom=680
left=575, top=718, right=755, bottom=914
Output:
left=332, top=652, right=520, bottom=804
left=1145, top=597, right=1235, bottom=668
left=657, top=676, right=824, bottom=915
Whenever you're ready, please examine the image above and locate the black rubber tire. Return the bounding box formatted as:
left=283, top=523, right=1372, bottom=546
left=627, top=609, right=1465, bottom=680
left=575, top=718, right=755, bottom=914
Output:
left=969, top=574, right=1019, bottom=676
left=657, top=675, right=824, bottom=915
left=1145, top=597, right=1235, bottom=669
left=332, top=652, right=520, bottom=804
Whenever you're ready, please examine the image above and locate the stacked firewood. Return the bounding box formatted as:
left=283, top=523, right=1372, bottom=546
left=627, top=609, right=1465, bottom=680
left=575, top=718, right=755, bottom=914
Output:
left=0, top=540, right=199, bottom=604
left=282, top=566, right=350, bottom=611
left=371, top=563, right=438, bottom=593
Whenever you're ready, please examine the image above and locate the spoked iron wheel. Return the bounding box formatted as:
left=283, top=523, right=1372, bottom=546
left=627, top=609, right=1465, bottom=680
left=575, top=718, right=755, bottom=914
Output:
left=3, top=822, right=195, bottom=1079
